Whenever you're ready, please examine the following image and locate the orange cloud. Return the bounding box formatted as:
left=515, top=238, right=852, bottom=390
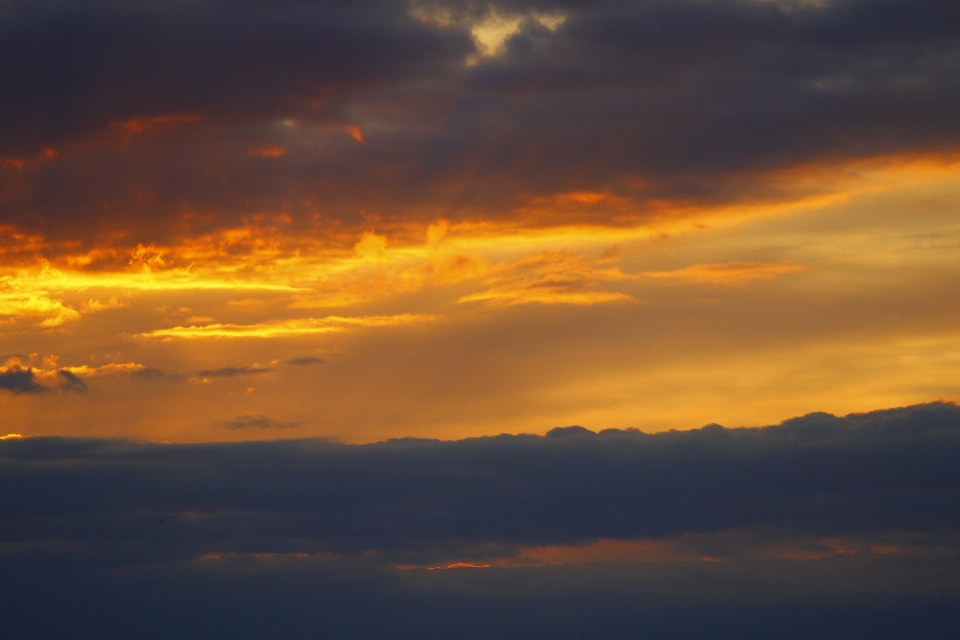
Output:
left=399, top=533, right=910, bottom=571
left=249, top=147, right=287, bottom=158
left=138, top=313, right=434, bottom=339
left=114, top=114, right=201, bottom=133
left=642, top=261, right=804, bottom=283
left=459, top=251, right=634, bottom=306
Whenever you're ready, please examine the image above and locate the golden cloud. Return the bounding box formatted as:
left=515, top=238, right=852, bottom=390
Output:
left=138, top=314, right=435, bottom=339
left=642, top=261, right=804, bottom=283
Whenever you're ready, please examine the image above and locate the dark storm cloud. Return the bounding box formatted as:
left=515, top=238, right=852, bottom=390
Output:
left=288, top=356, right=325, bottom=366
left=3, top=0, right=959, bottom=243
left=0, top=366, right=47, bottom=394
left=3, top=402, right=959, bottom=555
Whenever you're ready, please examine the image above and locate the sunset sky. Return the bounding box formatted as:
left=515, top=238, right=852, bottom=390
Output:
left=3, top=1, right=960, bottom=637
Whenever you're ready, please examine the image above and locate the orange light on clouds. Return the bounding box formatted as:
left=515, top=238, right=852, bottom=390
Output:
left=2, top=155, right=960, bottom=441
left=249, top=147, right=287, bottom=158
left=641, top=261, right=805, bottom=283
left=137, top=313, right=435, bottom=339
left=115, top=114, right=201, bottom=133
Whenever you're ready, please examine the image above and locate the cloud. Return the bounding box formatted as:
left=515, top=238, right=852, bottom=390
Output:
left=642, top=262, right=805, bottom=283
left=138, top=314, right=435, bottom=338
left=56, top=369, right=88, bottom=393
left=3, top=401, right=960, bottom=638
left=224, top=414, right=299, bottom=430
left=196, top=366, right=274, bottom=378
left=458, top=251, right=634, bottom=305
left=288, top=357, right=325, bottom=366
left=0, top=366, right=47, bottom=394
left=0, top=0, right=472, bottom=156
left=132, top=367, right=167, bottom=380
left=3, top=401, right=959, bottom=552
left=2, top=0, right=959, bottom=250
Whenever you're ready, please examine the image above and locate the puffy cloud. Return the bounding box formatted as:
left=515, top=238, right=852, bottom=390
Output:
left=0, top=365, right=47, bottom=394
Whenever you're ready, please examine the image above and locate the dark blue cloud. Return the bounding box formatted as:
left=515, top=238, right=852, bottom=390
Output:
left=0, top=366, right=47, bottom=394
left=3, top=402, right=959, bottom=552
left=0, top=0, right=473, bottom=155
left=3, top=401, right=960, bottom=638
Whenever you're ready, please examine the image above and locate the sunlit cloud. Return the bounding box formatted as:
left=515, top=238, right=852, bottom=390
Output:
left=401, top=532, right=911, bottom=571
left=642, top=261, right=805, bottom=283
left=112, top=114, right=201, bottom=134
left=459, top=251, right=634, bottom=306
left=0, top=291, right=80, bottom=326
left=138, top=314, right=435, bottom=339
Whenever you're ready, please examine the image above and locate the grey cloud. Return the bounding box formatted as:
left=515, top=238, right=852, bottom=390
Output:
left=3, top=401, right=960, bottom=638
left=225, top=414, right=299, bottom=429
left=56, top=369, right=89, bottom=393
left=0, top=0, right=473, bottom=155
left=3, top=0, right=959, bottom=245
left=288, top=357, right=324, bottom=366
left=3, top=402, right=959, bottom=554
left=132, top=367, right=167, bottom=380
left=0, top=366, right=48, bottom=394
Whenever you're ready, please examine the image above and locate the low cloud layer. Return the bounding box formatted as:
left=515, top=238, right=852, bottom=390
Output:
left=4, top=402, right=959, bottom=552
left=3, top=402, right=959, bottom=638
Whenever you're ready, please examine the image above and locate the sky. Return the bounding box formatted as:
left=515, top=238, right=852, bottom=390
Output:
left=2, top=0, right=960, bottom=637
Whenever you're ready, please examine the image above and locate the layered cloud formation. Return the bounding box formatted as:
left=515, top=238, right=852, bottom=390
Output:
left=3, top=402, right=960, bottom=637
left=3, top=0, right=959, bottom=248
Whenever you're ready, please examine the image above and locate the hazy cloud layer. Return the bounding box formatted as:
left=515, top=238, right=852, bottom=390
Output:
left=195, top=366, right=274, bottom=378
left=225, top=414, right=299, bottom=429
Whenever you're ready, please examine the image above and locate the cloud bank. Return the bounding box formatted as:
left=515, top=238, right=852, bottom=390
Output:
left=3, top=402, right=959, bottom=637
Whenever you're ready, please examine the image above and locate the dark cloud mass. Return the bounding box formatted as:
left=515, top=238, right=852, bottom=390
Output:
left=2, top=402, right=960, bottom=638
left=2, top=0, right=959, bottom=243
left=0, top=0, right=471, bottom=154
left=0, top=366, right=47, bottom=394
left=3, top=401, right=959, bottom=551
